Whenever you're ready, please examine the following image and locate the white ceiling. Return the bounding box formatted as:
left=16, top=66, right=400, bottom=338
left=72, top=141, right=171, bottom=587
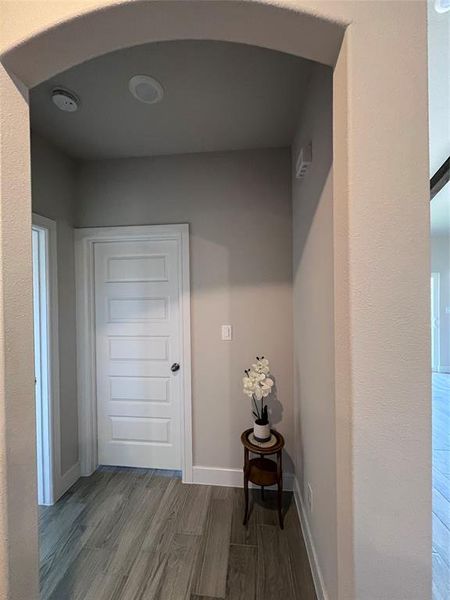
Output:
left=30, top=40, right=312, bottom=160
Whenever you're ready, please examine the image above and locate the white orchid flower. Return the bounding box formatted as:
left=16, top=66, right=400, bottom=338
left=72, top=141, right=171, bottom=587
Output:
left=249, top=370, right=262, bottom=381
left=255, top=359, right=269, bottom=375
left=243, top=376, right=254, bottom=389
left=254, top=386, right=263, bottom=400
left=243, top=356, right=274, bottom=413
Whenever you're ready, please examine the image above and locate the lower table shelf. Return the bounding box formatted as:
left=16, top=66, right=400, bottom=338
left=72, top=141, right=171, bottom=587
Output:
left=247, top=457, right=278, bottom=487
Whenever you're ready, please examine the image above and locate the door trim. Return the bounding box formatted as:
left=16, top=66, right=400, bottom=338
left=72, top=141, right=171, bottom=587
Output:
left=431, top=272, right=441, bottom=372
left=32, top=213, right=61, bottom=505
left=75, top=224, right=192, bottom=482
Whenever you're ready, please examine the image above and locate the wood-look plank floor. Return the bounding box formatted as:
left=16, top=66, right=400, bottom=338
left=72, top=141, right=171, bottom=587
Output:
left=433, top=373, right=450, bottom=600
left=39, top=467, right=316, bottom=600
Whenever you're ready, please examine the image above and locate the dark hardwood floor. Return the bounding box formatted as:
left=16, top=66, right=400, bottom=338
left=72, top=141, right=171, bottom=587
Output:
left=39, top=467, right=316, bottom=600
left=433, top=373, right=450, bottom=600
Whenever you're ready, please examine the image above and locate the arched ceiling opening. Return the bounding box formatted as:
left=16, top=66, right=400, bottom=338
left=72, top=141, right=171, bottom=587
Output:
left=1, top=1, right=345, bottom=89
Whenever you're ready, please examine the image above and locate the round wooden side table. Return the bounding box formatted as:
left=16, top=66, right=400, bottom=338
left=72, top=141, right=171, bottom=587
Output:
left=241, top=428, right=285, bottom=529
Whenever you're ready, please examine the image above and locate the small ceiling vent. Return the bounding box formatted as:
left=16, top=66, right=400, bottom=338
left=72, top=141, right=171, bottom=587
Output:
left=128, top=75, right=164, bottom=104
left=51, top=88, right=79, bottom=112
left=295, top=143, right=312, bottom=180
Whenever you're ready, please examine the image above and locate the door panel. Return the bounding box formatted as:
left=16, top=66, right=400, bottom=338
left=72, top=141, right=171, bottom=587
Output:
left=108, top=297, right=168, bottom=322
left=108, top=336, right=169, bottom=361
left=94, top=239, right=182, bottom=469
left=110, top=376, right=170, bottom=402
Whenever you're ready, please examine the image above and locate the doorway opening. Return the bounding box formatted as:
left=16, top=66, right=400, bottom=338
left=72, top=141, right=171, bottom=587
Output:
left=32, top=214, right=58, bottom=506
left=429, top=3, right=450, bottom=597
left=430, top=177, right=450, bottom=600
left=29, top=36, right=333, bottom=599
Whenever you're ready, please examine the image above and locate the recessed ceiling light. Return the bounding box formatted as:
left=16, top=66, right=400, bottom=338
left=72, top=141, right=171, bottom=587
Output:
left=51, top=88, right=79, bottom=112
left=128, top=75, right=164, bottom=104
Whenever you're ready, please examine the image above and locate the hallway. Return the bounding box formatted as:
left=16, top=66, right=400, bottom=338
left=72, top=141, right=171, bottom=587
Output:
left=39, top=468, right=316, bottom=600
left=433, top=373, right=450, bottom=600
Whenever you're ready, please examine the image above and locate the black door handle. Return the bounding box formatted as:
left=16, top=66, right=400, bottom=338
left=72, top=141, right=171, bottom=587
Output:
left=171, top=363, right=180, bottom=372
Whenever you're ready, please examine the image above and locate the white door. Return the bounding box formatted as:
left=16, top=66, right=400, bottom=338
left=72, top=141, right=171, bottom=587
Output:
left=94, top=239, right=183, bottom=469
left=32, top=218, right=54, bottom=506
left=33, top=227, right=47, bottom=504
left=431, top=272, right=441, bottom=372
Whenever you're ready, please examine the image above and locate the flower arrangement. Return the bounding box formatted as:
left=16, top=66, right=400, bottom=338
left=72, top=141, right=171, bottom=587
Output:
left=243, top=356, right=274, bottom=426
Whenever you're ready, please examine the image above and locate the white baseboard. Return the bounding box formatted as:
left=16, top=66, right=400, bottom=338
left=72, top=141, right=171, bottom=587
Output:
left=192, top=465, right=293, bottom=491
left=293, top=477, right=328, bottom=600
left=54, top=462, right=81, bottom=503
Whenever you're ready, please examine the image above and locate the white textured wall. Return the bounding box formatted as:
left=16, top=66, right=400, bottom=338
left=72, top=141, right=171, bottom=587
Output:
left=75, top=148, right=294, bottom=470
left=0, top=2, right=431, bottom=599
left=31, top=133, right=79, bottom=476
left=292, top=64, right=336, bottom=597
left=0, top=64, right=39, bottom=600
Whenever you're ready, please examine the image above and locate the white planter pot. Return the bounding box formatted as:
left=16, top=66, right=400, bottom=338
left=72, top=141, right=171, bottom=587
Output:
left=253, top=421, right=270, bottom=443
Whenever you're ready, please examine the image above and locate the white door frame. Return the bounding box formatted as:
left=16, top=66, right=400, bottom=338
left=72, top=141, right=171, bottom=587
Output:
left=431, top=272, right=441, bottom=373
left=32, top=213, right=61, bottom=505
left=75, top=224, right=192, bottom=482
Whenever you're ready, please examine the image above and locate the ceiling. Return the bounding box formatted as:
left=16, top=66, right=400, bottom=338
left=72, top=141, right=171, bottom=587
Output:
left=30, top=40, right=312, bottom=160
left=431, top=183, right=450, bottom=235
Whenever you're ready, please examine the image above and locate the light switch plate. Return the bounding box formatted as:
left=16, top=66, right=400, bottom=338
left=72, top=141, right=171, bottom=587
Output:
left=221, top=325, right=232, bottom=341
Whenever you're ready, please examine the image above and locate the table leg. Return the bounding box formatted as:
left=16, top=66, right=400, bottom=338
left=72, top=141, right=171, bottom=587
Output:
left=277, top=484, right=283, bottom=529
left=277, top=450, right=284, bottom=529
left=243, top=476, right=249, bottom=526
left=261, top=485, right=265, bottom=501
left=243, top=448, right=249, bottom=526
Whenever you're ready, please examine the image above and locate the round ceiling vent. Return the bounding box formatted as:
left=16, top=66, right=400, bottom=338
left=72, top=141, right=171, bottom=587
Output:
left=128, top=75, right=164, bottom=104
left=51, top=88, right=79, bottom=112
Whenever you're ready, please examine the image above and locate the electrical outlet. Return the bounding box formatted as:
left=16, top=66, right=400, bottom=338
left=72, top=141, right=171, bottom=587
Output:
left=306, top=482, right=313, bottom=513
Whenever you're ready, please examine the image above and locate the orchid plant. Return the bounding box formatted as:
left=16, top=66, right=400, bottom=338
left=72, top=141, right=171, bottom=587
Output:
left=242, top=356, right=274, bottom=424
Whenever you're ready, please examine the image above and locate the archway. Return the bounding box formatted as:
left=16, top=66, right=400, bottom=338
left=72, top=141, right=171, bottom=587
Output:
left=0, top=2, right=430, bottom=599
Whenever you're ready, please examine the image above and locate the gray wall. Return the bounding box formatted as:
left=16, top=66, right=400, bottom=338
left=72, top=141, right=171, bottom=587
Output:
left=76, top=148, right=294, bottom=470
left=31, top=133, right=79, bottom=476
left=292, top=65, right=336, bottom=597
left=431, top=233, right=450, bottom=371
